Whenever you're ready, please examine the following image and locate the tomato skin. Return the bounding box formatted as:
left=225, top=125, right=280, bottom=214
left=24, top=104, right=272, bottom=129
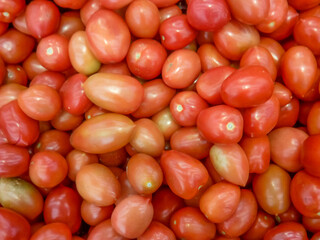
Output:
left=0, top=144, right=30, bottom=177
left=87, top=219, right=127, bottom=240
left=0, top=100, right=39, bottom=147
left=273, top=82, right=292, bottom=107
left=0, top=0, right=25, bottom=23
left=242, top=210, right=275, bottom=240
left=81, top=201, right=114, bottom=226
left=288, top=0, right=320, bottom=11
left=54, top=0, right=87, bottom=9
left=276, top=98, right=300, bottom=128
left=160, top=150, right=209, bottom=200
left=4, top=64, right=28, bottom=86
left=159, top=15, right=198, bottom=51
left=197, top=44, right=230, bottom=72
left=86, top=9, right=131, bottom=64
left=239, top=135, right=270, bottom=174
left=187, top=0, right=230, bottom=31
left=301, top=134, right=320, bottom=177
left=0, top=177, right=44, bottom=220
left=199, top=181, right=241, bottom=223
left=44, top=185, right=82, bottom=233
left=302, top=215, right=320, bottom=233
left=290, top=170, right=320, bottom=217
left=258, top=37, right=285, bottom=70
left=221, top=66, right=274, bottom=108
left=100, top=0, right=133, bottom=9
left=57, top=11, right=85, bottom=40
left=50, top=110, right=84, bottom=131
left=132, top=79, right=176, bottom=118
left=162, top=49, right=201, bottom=89
left=217, top=189, right=257, bottom=238
left=29, top=71, right=66, bottom=91
left=170, top=207, right=216, bottom=240
left=252, top=164, right=291, bottom=215
left=268, top=127, right=308, bottom=172
left=159, top=5, right=182, bottom=23
left=0, top=29, right=35, bottom=64
left=138, top=221, right=175, bottom=240
left=210, top=144, right=249, bottom=187
left=197, top=105, right=243, bottom=144
left=281, top=46, right=318, bottom=99
left=30, top=222, right=72, bottom=240
left=0, top=83, right=27, bottom=109
left=111, top=195, right=154, bottom=239
left=263, top=222, right=308, bottom=240
left=84, top=73, right=143, bottom=115
left=0, top=207, right=31, bottom=240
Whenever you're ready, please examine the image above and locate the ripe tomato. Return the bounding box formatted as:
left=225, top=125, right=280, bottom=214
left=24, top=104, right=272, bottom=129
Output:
left=138, top=221, right=176, bottom=240
left=197, top=44, right=230, bottom=72
left=81, top=201, right=114, bottom=226
left=263, top=222, right=308, bottom=240
left=30, top=223, right=72, bottom=240
left=87, top=219, right=126, bottom=240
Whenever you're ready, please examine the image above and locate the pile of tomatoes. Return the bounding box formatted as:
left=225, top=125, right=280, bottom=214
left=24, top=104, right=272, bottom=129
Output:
left=1, top=0, right=320, bottom=239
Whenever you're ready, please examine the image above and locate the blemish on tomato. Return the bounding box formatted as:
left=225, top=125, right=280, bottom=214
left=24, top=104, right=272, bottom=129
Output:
left=176, top=104, right=183, bottom=112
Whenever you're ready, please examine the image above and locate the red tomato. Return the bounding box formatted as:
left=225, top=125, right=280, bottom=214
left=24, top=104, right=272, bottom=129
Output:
left=209, top=143, right=249, bottom=186
left=50, top=110, right=84, bottom=131
left=4, top=64, right=28, bottom=86
left=0, top=207, right=31, bottom=240
left=111, top=195, right=153, bottom=239
left=276, top=98, right=300, bottom=128
left=187, top=0, right=230, bottom=31
left=86, top=9, right=131, bottom=64
left=0, top=83, right=27, bottom=109
left=159, top=5, right=182, bottom=23
left=159, top=15, right=197, bottom=50
left=0, top=0, right=25, bottom=23
left=44, top=185, right=82, bottom=233
left=217, top=189, right=258, bottom=238
left=303, top=215, right=320, bottom=233
left=87, top=219, right=126, bottom=240
left=239, top=135, right=270, bottom=174
left=197, top=44, right=230, bottom=72
left=57, top=11, right=85, bottom=39
left=22, top=52, right=47, bottom=80
left=252, top=164, right=291, bottom=215
left=54, top=0, right=87, bottom=9
left=30, top=223, right=72, bottom=240
left=80, top=0, right=102, bottom=25
left=100, top=0, right=133, bottom=9
left=29, top=71, right=65, bottom=91
left=125, top=0, right=160, bottom=38
left=307, top=101, right=320, bottom=135
left=264, top=222, right=308, bottom=240
left=258, top=37, right=285, bottom=70
left=0, top=144, right=30, bottom=177
left=81, top=201, right=114, bottom=226
left=273, top=82, right=293, bottom=107
left=199, top=181, right=241, bottom=223
left=221, top=65, right=274, bottom=108
left=290, top=170, right=320, bottom=217
left=170, top=207, right=216, bottom=240
left=288, top=0, right=320, bottom=10
left=268, top=127, right=308, bottom=172
left=76, top=163, right=121, bottom=206
left=197, top=105, right=243, bottom=144
left=160, top=150, right=209, bottom=199
left=138, top=221, right=176, bottom=240
left=276, top=204, right=302, bottom=223
left=301, top=134, right=320, bottom=177
left=226, top=0, right=269, bottom=25
left=25, top=0, right=61, bottom=39
left=162, top=49, right=201, bottom=89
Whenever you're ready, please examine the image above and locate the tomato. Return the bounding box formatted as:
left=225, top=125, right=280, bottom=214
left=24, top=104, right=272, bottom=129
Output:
left=312, top=232, right=320, bottom=240
left=288, top=0, right=320, bottom=10
left=301, top=134, right=320, bottom=177
left=138, top=221, right=175, bottom=240
left=226, top=0, right=269, bottom=25
left=57, top=11, right=85, bottom=39
left=71, top=113, right=135, bottom=154
left=126, top=153, right=163, bottom=194
left=29, top=71, right=65, bottom=91
left=84, top=73, right=143, bottom=115
left=197, top=105, right=243, bottom=144
left=111, top=195, right=153, bottom=239
left=30, top=223, right=72, bottom=240
left=197, top=44, right=230, bottom=72
left=0, top=177, right=43, bottom=220
left=87, top=219, right=126, bottom=240
left=0, top=100, right=39, bottom=147
left=159, top=15, right=197, bottom=50
left=160, top=150, right=209, bottom=199
left=162, top=49, right=201, bottom=89
left=242, top=210, right=275, bottom=240
left=263, top=222, right=308, bottom=240
left=76, top=163, right=121, bottom=206
left=307, top=101, right=320, bottom=135
left=170, top=127, right=212, bottom=159
left=0, top=83, right=27, bottom=109
left=258, top=37, right=285, bottom=70
left=100, top=0, right=133, bottom=9
left=44, top=185, right=82, bottom=233
left=281, top=45, right=318, bottom=99
left=126, top=39, right=167, bottom=80
left=80, top=0, right=101, bottom=25
left=303, top=215, right=320, bottom=233
left=217, top=189, right=257, bottom=238
left=36, top=34, right=71, bottom=72
left=239, top=135, right=270, bottom=174
left=268, top=127, right=308, bottom=172
left=187, top=0, right=230, bottom=31
left=252, top=164, right=291, bottom=215
left=170, top=91, right=208, bottom=127
left=276, top=98, right=300, bottom=128
left=25, top=1, right=61, bottom=39
left=86, top=9, right=131, bottom=64
left=152, top=187, right=185, bottom=226
left=132, top=79, right=176, bottom=118
left=0, top=0, right=25, bottom=23
left=125, top=0, right=160, bottom=38
left=81, top=201, right=114, bottom=226
left=0, top=144, right=30, bottom=177
left=0, top=29, right=35, bottom=64
left=22, top=52, right=47, bottom=80
left=159, top=5, right=182, bottom=23
left=4, top=64, right=28, bottom=86
left=50, top=110, right=84, bottom=131
left=213, top=20, right=260, bottom=60
left=54, top=0, right=87, bottom=9
left=0, top=207, right=31, bottom=240
left=130, top=118, right=165, bottom=157
left=170, top=207, right=216, bottom=240
left=116, top=171, right=138, bottom=204
left=276, top=204, right=302, bottom=223
left=273, top=82, right=293, bottom=107
left=221, top=66, right=274, bottom=108
left=209, top=143, right=249, bottom=186
left=68, top=31, right=101, bottom=76
left=290, top=170, right=320, bottom=217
